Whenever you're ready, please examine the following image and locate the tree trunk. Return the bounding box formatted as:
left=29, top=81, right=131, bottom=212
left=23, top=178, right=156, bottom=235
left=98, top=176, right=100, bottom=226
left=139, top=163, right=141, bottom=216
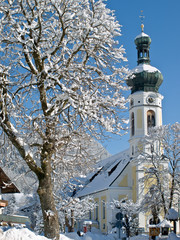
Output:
left=70, top=210, right=75, bottom=232
left=65, top=210, right=74, bottom=232
left=37, top=174, right=60, bottom=239
left=169, top=172, right=175, bottom=210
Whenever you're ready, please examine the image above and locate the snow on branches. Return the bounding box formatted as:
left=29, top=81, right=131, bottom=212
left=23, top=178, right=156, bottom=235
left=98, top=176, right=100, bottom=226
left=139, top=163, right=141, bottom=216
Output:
left=0, top=0, right=129, bottom=238
left=135, top=123, right=180, bottom=216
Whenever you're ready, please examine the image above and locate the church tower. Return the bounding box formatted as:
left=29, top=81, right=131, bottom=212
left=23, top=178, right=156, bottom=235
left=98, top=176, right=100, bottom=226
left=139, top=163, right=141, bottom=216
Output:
left=127, top=23, right=164, bottom=229
left=127, top=24, right=163, bottom=157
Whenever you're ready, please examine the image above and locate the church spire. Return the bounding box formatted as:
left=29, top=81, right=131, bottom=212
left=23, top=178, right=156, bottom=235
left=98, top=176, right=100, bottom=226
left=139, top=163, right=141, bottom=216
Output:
left=134, top=11, right=151, bottom=65
left=140, top=10, right=145, bottom=32
left=127, top=18, right=163, bottom=93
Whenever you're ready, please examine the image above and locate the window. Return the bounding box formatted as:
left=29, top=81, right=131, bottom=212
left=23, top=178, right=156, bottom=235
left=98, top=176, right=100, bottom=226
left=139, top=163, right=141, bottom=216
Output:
left=131, top=112, right=135, bottom=136
left=102, top=201, right=106, bottom=219
left=132, top=146, right=134, bottom=156
left=95, top=205, right=98, bottom=221
left=147, top=110, right=155, bottom=132
left=89, top=210, right=92, bottom=220
left=130, top=98, right=134, bottom=106
left=144, top=50, right=147, bottom=57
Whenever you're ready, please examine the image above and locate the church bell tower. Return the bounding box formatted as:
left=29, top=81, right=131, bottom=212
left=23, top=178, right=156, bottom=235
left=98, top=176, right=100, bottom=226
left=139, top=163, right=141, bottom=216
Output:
left=127, top=23, right=164, bottom=157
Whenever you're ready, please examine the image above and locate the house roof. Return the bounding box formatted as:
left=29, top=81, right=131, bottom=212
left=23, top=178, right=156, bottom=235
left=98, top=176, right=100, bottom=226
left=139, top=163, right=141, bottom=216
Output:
left=0, top=167, right=20, bottom=194
left=77, top=149, right=130, bottom=197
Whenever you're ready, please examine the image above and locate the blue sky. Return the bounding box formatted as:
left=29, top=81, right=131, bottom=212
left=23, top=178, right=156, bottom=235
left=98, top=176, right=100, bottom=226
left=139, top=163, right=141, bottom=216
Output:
left=102, top=0, right=180, bottom=155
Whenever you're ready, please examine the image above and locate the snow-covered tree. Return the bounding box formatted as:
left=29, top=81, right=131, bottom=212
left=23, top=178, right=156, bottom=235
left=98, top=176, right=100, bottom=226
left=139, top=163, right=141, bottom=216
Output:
left=140, top=184, right=161, bottom=225
left=0, top=0, right=129, bottom=238
left=58, top=196, right=96, bottom=232
left=111, top=199, right=139, bottom=237
left=136, top=123, right=180, bottom=218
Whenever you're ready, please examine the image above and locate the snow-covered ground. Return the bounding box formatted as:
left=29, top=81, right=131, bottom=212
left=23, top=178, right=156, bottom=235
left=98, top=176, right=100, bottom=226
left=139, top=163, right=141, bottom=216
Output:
left=0, top=228, right=179, bottom=240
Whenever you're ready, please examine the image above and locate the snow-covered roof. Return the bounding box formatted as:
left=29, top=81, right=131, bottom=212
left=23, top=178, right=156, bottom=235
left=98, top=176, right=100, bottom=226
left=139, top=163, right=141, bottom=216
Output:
left=166, top=208, right=179, bottom=220
left=135, top=32, right=150, bottom=40
left=157, top=219, right=173, bottom=228
left=130, top=63, right=161, bottom=74
left=0, top=167, right=20, bottom=194
left=2, top=166, right=38, bottom=193
left=76, top=149, right=130, bottom=197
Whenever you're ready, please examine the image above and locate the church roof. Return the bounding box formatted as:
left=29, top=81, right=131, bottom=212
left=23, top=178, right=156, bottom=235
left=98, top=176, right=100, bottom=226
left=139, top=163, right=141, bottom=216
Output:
left=76, top=149, right=130, bottom=197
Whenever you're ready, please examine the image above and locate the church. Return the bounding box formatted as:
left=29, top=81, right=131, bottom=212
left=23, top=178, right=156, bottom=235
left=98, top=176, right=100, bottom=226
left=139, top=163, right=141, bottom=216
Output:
left=76, top=23, right=167, bottom=234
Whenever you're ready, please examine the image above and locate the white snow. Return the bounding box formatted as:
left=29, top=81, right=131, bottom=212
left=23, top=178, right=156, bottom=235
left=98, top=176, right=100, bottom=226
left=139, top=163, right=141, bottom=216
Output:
left=0, top=228, right=47, bottom=240
left=45, top=210, right=55, bottom=217
left=157, top=219, right=173, bottom=228
left=135, top=32, right=150, bottom=39
left=166, top=208, right=179, bottom=220
left=168, top=233, right=180, bottom=240
left=83, top=221, right=93, bottom=225
left=0, top=228, right=179, bottom=240
left=131, top=63, right=161, bottom=74
left=76, top=149, right=130, bottom=197
left=0, top=229, right=116, bottom=240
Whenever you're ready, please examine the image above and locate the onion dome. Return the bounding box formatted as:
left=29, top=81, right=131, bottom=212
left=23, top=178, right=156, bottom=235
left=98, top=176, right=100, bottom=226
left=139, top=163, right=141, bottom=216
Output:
left=127, top=25, right=163, bottom=93
left=135, top=32, right=151, bottom=65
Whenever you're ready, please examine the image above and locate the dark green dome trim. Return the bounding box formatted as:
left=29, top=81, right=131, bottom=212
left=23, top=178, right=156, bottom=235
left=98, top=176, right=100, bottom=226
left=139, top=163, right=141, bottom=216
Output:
left=135, top=35, right=151, bottom=46
left=127, top=70, right=163, bottom=94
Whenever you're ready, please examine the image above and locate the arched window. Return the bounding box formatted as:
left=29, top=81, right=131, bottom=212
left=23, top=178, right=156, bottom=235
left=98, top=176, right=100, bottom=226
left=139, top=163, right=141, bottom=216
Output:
left=95, top=204, right=98, bottom=221
left=102, top=201, right=106, bottom=219
left=131, top=112, right=135, bottom=136
left=89, top=210, right=92, bottom=219
left=144, top=50, right=147, bottom=57
left=132, top=146, right=134, bottom=156
left=147, top=110, right=155, bottom=132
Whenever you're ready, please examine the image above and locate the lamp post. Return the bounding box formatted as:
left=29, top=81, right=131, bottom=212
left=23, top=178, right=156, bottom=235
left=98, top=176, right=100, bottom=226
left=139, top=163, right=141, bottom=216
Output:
left=116, top=212, right=123, bottom=239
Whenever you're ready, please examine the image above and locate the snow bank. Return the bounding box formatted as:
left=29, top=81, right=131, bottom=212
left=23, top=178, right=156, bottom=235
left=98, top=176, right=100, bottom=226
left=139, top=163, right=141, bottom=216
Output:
left=61, top=232, right=81, bottom=240
left=130, top=234, right=149, bottom=240
left=0, top=228, right=48, bottom=240
left=0, top=228, right=113, bottom=240
left=81, top=232, right=115, bottom=240
left=0, top=228, right=179, bottom=240
left=61, top=232, right=115, bottom=240
left=168, top=233, right=180, bottom=240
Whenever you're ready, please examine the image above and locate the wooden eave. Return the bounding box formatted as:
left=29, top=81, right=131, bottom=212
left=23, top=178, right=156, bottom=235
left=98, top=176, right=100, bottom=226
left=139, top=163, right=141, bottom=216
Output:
left=0, top=200, right=8, bottom=207
left=0, top=167, right=20, bottom=194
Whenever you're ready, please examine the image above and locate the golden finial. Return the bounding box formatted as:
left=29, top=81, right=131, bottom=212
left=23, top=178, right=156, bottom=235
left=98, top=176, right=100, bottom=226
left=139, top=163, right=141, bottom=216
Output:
left=139, top=10, right=145, bottom=32
left=141, top=24, right=144, bottom=32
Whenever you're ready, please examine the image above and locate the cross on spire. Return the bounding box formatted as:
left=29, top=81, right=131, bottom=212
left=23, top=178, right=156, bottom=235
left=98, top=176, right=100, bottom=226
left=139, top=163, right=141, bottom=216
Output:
left=139, top=10, right=145, bottom=32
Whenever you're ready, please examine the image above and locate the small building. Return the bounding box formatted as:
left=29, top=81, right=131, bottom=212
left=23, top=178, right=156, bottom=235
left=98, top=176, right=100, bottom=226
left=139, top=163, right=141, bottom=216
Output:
left=0, top=167, right=20, bottom=213
left=0, top=167, right=20, bottom=194
left=0, top=167, right=30, bottom=226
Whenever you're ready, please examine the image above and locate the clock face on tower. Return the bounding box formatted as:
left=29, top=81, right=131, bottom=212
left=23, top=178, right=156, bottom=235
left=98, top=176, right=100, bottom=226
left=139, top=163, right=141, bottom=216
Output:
left=146, top=95, right=155, bottom=104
